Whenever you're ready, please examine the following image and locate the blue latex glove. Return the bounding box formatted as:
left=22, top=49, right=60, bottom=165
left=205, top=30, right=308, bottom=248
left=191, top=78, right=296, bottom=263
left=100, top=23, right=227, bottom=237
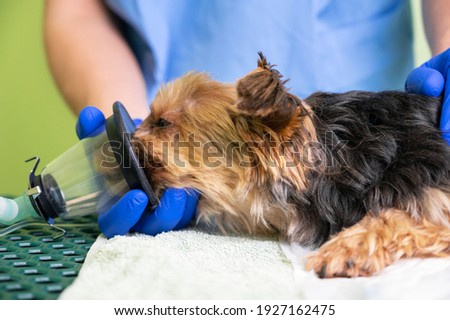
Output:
left=76, top=106, right=199, bottom=238
left=405, top=48, right=450, bottom=145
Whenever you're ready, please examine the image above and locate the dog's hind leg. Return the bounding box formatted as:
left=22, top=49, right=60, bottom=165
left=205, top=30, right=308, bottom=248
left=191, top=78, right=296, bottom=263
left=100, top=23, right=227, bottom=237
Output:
left=305, top=206, right=450, bottom=278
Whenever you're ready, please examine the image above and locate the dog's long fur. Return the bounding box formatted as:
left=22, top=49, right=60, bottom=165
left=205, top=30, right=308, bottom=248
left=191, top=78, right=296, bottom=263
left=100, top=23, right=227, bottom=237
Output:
left=297, top=89, right=450, bottom=245
left=133, top=53, right=450, bottom=277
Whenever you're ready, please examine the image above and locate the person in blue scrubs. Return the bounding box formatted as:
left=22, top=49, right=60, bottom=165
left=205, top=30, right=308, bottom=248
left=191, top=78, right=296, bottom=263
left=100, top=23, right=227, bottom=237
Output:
left=44, top=0, right=450, bottom=238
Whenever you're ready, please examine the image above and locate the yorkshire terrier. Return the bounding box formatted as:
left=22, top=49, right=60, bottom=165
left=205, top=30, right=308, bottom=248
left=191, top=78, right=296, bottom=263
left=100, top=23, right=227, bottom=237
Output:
left=132, top=53, right=450, bottom=278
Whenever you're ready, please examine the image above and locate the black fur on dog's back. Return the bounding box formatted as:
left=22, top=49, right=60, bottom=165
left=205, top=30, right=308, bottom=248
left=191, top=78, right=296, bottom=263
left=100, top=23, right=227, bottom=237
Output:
left=293, top=91, right=450, bottom=246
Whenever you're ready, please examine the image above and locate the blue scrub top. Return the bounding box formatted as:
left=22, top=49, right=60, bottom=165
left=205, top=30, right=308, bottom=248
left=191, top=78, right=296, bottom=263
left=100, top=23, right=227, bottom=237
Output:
left=105, top=0, right=413, bottom=102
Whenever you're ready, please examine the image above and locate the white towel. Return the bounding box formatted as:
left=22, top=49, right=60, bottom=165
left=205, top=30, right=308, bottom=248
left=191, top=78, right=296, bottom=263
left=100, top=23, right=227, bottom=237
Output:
left=60, top=229, right=300, bottom=299
left=281, top=242, right=450, bottom=299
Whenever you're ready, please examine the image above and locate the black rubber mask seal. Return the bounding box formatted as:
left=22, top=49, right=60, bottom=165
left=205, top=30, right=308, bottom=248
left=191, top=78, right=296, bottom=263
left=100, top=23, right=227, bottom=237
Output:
left=105, top=101, right=159, bottom=209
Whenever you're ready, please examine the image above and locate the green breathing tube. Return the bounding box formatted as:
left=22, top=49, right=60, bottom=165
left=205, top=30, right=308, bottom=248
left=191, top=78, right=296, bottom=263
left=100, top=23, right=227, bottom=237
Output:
left=0, top=194, right=40, bottom=225
left=0, top=194, right=57, bottom=238
left=0, top=196, right=97, bottom=238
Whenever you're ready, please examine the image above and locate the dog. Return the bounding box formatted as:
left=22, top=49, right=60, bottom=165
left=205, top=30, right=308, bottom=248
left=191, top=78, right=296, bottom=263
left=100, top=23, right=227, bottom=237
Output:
left=132, top=53, right=450, bottom=278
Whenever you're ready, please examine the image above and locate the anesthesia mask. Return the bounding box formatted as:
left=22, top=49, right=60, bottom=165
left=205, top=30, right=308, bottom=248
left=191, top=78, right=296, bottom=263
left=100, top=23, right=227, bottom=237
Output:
left=0, top=102, right=158, bottom=236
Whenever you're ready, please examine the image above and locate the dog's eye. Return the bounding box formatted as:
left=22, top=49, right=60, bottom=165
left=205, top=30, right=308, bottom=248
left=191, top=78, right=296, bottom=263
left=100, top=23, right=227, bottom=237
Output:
left=155, top=118, right=171, bottom=128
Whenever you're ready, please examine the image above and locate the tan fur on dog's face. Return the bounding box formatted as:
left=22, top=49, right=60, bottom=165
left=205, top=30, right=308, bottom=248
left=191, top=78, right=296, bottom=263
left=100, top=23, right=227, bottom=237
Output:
left=133, top=72, right=258, bottom=233
left=133, top=72, right=239, bottom=192
left=133, top=62, right=315, bottom=239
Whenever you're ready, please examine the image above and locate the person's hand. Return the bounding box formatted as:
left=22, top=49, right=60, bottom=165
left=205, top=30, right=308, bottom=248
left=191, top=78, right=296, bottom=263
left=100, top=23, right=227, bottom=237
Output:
left=405, top=48, right=450, bottom=145
left=76, top=106, right=199, bottom=238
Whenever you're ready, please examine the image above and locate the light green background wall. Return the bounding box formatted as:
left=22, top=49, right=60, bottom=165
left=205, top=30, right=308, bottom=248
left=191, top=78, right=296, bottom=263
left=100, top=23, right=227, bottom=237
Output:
left=0, top=0, right=433, bottom=196
left=0, top=1, right=77, bottom=196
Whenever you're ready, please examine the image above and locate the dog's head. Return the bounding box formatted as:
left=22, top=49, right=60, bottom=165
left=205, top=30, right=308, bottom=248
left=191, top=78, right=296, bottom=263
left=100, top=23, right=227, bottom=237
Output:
left=133, top=53, right=314, bottom=235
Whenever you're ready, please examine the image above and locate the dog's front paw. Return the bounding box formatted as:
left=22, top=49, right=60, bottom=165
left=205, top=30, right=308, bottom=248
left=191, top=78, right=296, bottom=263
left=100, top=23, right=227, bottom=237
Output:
left=304, top=233, right=385, bottom=278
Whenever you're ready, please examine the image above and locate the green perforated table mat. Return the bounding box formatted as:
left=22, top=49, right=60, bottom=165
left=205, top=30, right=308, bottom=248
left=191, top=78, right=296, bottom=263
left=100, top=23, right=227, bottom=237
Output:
left=0, top=216, right=99, bottom=299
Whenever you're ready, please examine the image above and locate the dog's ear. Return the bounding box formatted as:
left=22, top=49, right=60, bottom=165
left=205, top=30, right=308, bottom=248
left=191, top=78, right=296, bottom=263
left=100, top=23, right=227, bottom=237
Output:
left=236, top=52, right=302, bottom=131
